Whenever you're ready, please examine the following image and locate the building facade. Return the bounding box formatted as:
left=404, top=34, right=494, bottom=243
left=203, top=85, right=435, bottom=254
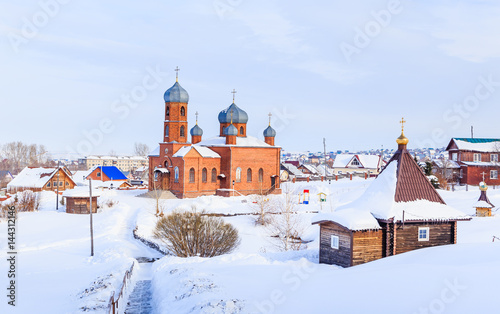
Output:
left=78, top=156, right=148, bottom=172
left=446, top=138, right=500, bottom=186
left=148, top=75, right=281, bottom=198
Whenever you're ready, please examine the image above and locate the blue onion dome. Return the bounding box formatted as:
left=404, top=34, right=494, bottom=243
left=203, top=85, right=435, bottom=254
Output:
left=190, top=124, right=203, bottom=136
left=218, top=103, right=248, bottom=124
left=263, top=125, right=276, bottom=137
left=223, top=124, right=238, bottom=136
left=164, top=81, right=189, bottom=103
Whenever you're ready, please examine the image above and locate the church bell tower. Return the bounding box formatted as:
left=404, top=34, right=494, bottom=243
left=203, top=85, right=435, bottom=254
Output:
left=163, top=67, right=189, bottom=144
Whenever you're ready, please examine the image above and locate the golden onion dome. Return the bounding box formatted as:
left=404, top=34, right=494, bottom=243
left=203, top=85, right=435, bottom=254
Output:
left=479, top=181, right=488, bottom=191
left=396, top=132, right=409, bottom=145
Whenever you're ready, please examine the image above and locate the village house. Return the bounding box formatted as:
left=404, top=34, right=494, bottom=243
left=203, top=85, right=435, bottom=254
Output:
left=332, top=154, right=383, bottom=177
left=148, top=71, right=281, bottom=198
left=7, top=167, right=76, bottom=193
left=446, top=138, right=500, bottom=186
left=84, top=166, right=131, bottom=189
left=313, top=121, right=470, bottom=267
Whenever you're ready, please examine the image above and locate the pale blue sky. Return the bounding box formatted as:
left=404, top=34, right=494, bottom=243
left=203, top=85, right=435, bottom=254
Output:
left=1, top=0, right=500, bottom=157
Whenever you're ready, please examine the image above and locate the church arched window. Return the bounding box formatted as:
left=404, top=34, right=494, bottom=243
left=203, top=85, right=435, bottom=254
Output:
left=165, top=125, right=169, bottom=138
left=259, top=168, right=264, bottom=182
left=164, top=161, right=169, bottom=168
left=174, top=167, right=179, bottom=182
left=240, top=127, right=244, bottom=135
left=181, top=106, right=186, bottom=116
left=180, top=126, right=185, bottom=137
left=235, top=167, right=241, bottom=182
left=211, top=168, right=217, bottom=182
left=166, top=106, right=170, bottom=117
left=189, top=168, right=195, bottom=183
left=247, top=168, right=252, bottom=182
left=202, top=168, right=207, bottom=183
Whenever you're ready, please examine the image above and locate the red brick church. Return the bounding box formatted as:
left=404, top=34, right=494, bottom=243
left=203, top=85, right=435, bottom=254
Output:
left=148, top=71, right=281, bottom=198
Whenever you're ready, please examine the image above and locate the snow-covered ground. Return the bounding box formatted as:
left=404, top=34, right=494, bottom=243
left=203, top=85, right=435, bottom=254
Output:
left=1, top=179, right=500, bottom=313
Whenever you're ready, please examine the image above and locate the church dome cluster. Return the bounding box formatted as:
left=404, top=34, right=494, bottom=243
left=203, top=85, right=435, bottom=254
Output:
left=164, top=81, right=189, bottom=103
left=218, top=103, right=248, bottom=124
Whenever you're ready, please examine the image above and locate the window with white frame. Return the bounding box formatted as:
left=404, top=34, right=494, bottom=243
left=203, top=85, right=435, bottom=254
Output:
left=491, top=170, right=498, bottom=180
left=331, top=235, right=339, bottom=249
left=473, top=153, right=481, bottom=162
left=491, top=154, right=498, bottom=162
left=418, top=227, right=429, bottom=241
left=452, top=153, right=458, bottom=161
left=351, top=158, right=360, bottom=166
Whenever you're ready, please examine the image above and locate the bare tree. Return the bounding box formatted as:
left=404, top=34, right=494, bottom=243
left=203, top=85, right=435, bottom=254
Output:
left=153, top=208, right=240, bottom=257
left=249, top=183, right=274, bottom=226
left=134, top=142, right=150, bottom=157
left=108, top=150, right=117, bottom=157
left=267, top=186, right=305, bottom=251
left=0, top=142, right=50, bottom=173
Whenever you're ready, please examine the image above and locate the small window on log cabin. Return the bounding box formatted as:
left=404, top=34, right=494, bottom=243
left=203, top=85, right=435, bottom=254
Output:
left=418, top=227, right=429, bottom=241
left=331, top=235, right=339, bottom=249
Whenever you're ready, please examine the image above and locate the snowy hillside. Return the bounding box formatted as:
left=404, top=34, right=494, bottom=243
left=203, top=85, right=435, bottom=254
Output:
left=1, top=180, right=500, bottom=313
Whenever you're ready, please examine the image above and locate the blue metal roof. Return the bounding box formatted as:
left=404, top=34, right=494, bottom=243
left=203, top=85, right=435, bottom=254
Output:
left=454, top=138, right=500, bottom=143
left=99, top=166, right=127, bottom=180
left=164, top=81, right=189, bottom=103
left=218, top=103, right=248, bottom=124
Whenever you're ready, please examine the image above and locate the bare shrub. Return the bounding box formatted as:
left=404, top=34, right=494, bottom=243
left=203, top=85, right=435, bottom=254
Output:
left=267, top=187, right=305, bottom=251
left=105, top=199, right=118, bottom=208
left=153, top=209, right=240, bottom=257
left=17, top=190, right=40, bottom=212
left=249, top=192, right=274, bottom=226
left=434, top=172, right=448, bottom=190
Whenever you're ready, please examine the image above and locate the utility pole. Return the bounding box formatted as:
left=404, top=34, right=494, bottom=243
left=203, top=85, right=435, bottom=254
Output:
left=89, top=179, right=94, bottom=257
left=471, top=126, right=474, bottom=139
left=323, top=138, right=327, bottom=179
left=56, top=160, right=60, bottom=210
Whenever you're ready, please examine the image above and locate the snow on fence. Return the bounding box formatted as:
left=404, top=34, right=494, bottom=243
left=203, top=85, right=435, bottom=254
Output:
left=107, top=262, right=135, bottom=314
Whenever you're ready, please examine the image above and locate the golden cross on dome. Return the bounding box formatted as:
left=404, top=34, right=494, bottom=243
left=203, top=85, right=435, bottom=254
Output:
left=232, top=89, right=237, bottom=103
left=195, top=111, right=199, bottom=124
left=175, top=66, right=180, bottom=81
left=400, top=117, right=406, bottom=132
left=268, top=112, right=272, bottom=126
left=230, top=109, right=234, bottom=124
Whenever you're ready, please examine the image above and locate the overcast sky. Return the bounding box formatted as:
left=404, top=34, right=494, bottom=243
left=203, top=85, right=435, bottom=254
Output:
left=2, top=0, right=500, bottom=157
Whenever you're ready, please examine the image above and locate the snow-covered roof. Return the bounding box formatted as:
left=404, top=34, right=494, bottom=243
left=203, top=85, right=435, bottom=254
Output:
left=198, top=136, right=272, bottom=148
left=461, top=161, right=500, bottom=167
left=313, top=210, right=381, bottom=231
left=281, top=163, right=307, bottom=177
left=332, top=154, right=355, bottom=168
left=333, top=154, right=381, bottom=169
left=63, top=187, right=102, bottom=197
left=301, top=164, right=320, bottom=175
left=448, top=138, right=500, bottom=153
left=314, top=158, right=470, bottom=230
left=433, top=159, right=461, bottom=169
left=149, top=146, right=160, bottom=157
left=357, top=155, right=381, bottom=169
left=173, top=145, right=221, bottom=158
left=473, top=200, right=494, bottom=209
left=72, top=170, right=92, bottom=185
left=7, top=167, right=75, bottom=189
left=315, top=164, right=334, bottom=176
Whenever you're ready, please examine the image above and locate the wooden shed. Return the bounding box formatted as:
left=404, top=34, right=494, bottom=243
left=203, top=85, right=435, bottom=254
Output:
left=313, top=126, right=471, bottom=267
left=63, top=189, right=100, bottom=214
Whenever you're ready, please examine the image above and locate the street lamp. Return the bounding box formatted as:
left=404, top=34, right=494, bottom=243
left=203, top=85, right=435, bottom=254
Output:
left=56, top=160, right=60, bottom=210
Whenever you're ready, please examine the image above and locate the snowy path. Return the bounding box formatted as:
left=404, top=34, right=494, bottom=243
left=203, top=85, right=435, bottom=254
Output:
left=125, top=262, right=154, bottom=314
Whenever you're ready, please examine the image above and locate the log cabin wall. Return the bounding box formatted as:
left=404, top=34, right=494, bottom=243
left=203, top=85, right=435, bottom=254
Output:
left=65, top=197, right=98, bottom=214
left=394, top=222, right=454, bottom=255
left=319, top=222, right=352, bottom=267
left=352, top=230, right=384, bottom=266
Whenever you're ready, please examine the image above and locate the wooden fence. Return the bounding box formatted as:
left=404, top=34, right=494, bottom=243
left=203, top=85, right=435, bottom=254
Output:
left=107, top=262, right=135, bottom=314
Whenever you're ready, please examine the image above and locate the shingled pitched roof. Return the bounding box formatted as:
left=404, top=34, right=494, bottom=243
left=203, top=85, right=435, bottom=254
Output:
left=382, top=147, right=445, bottom=204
